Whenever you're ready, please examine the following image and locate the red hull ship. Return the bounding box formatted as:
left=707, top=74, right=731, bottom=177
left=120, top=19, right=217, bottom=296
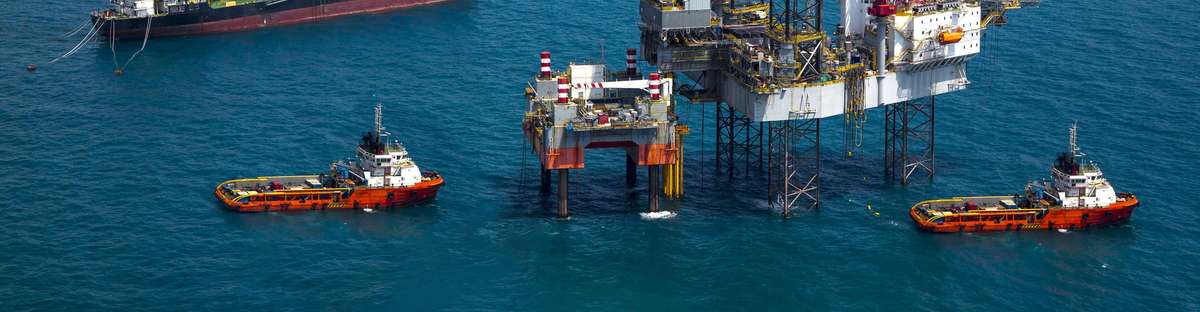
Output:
left=910, top=124, right=1139, bottom=233
left=215, top=104, right=443, bottom=212
left=91, top=0, right=451, bottom=39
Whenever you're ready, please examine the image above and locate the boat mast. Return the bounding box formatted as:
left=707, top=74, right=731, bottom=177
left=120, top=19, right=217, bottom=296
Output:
left=1069, top=122, right=1080, bottom=160
left=375, top=102, right=386, bottom=139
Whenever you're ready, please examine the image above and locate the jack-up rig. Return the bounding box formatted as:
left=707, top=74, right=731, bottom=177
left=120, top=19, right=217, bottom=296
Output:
left=525, top=0, right=1037, bottom=217
left=524, top=50, right=685, bottom=218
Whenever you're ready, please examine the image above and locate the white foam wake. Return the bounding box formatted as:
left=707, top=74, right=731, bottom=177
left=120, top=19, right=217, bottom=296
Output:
left=640, top=211, right=677, bottom=220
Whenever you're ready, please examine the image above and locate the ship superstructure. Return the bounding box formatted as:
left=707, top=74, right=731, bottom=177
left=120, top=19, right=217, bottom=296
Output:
left=90, top=0, right=452, bottom=39
left=1036, top=125, right=1120, bottom=209
left=215, top=104, right=443, bottom=212
left=909, top=124, right=1138, bottom=232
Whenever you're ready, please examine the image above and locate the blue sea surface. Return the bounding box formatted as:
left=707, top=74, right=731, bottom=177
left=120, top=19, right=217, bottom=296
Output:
left=2, top=0, right=1198, bottom=310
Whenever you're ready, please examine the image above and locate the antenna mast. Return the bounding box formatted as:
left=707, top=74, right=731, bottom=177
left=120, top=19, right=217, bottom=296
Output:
left=375, top=102, right=386, bottom=138
left=1069, top=122, right=1080, bottom=158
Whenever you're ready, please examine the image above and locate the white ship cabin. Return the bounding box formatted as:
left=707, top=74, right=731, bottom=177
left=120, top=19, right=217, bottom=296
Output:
left=113, top=0, right=215, bottom=16
left=1030, top=125, right=1118, bottom=208
left=356, top=132, right=423, bottom=188
left=112, top=0, right=158, bottom=17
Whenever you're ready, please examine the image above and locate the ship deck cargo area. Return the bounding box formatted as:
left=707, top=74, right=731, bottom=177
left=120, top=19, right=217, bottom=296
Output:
left=217, top=176, right=346, bottom=200
left=912, top=196, right=1028, bottom=218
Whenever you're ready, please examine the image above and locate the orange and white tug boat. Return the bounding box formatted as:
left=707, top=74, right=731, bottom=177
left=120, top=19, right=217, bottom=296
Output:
left=910, top=124, right=1138, bottom=232
left=215, top=104, right=444, bottom=212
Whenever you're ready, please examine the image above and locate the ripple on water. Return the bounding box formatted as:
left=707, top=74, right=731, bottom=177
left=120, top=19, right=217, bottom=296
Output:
left=1, top=0, right=1199, bottom=310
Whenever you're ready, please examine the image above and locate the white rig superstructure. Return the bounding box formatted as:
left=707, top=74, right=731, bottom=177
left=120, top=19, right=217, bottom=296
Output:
left=638, top=0, right=1035, bottom=121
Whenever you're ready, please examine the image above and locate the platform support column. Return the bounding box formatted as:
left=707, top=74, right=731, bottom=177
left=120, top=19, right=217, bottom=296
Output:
left=648, top=165, right=660, bottom=212
left=540, top=167, right=551, bottom=194
left=715, top=102, right=763, bottom=178
left=885, top=96, right=936, bottom=185
left=626, top=154, right=638, bottom=187
left=767, top=116, right=821, bottom=217
left=557, top=169, right=569, bottom=218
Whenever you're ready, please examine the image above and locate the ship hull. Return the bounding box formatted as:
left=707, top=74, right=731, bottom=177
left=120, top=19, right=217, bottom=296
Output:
left=92, top=0, right=450, bottom=39
left=215, top=176, right=444, bottom=213
left=910, top=195, right=1139, bottom=233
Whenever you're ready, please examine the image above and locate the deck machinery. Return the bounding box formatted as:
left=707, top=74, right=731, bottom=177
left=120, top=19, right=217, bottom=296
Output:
left=639, top=0, right=1036, bottom=216
left=524, top=52, right=683, bottom=218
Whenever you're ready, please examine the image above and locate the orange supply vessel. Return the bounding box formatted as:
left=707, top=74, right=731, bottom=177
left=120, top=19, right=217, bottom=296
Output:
left=910, top=124, right=1138, bottom=232
left=215, top=104, right=444, bottom=212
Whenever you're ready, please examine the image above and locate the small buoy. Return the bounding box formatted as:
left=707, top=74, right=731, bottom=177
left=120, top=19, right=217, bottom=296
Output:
left=26, top=64, right=36, bottom=72
left=113, top=68, right=124, bottom=76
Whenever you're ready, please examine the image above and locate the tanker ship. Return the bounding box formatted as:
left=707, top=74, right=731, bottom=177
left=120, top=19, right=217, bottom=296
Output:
left=910, top=124, right=1138, bottom=233
left=91, top=0, right=450, bottom=39
left=215, top=104, right=444, bottom=212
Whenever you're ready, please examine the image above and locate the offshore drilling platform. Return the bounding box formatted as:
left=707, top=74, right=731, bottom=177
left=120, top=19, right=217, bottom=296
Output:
left=524, top=50, right=686, bottom=218
left=525, top=0, right=1037, bottom=217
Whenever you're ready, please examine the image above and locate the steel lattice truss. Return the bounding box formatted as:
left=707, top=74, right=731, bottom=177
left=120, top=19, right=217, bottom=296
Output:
left=885, top=96, right=936, bottom=185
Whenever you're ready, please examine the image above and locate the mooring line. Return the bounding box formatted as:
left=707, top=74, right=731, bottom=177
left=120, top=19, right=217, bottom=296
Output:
left=118, top=14, right=153, bottom=72
left=62, top=20, right=91, bottom=38
left=48, top=19, right=106, bottom=64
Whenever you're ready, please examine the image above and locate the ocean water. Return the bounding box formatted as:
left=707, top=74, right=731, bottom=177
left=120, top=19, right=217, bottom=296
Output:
left=2, top=0, right=1198, bottom=310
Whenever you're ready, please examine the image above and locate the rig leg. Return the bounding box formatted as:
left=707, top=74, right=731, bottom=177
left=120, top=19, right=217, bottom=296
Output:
left=715, top=102, right=724, bottom=171
left=648, top=165, right=660, bottom=212
left=767, top=117, right=821, bottom=217
left=557, top=169, right=569, bottom=218
left=540, top=167, right=551, bottom=194
left=885, top=96, right=936, bottom=184
left=626, top=154, right=638, bottom=187
left=715, top=102, right=763, bottom=178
